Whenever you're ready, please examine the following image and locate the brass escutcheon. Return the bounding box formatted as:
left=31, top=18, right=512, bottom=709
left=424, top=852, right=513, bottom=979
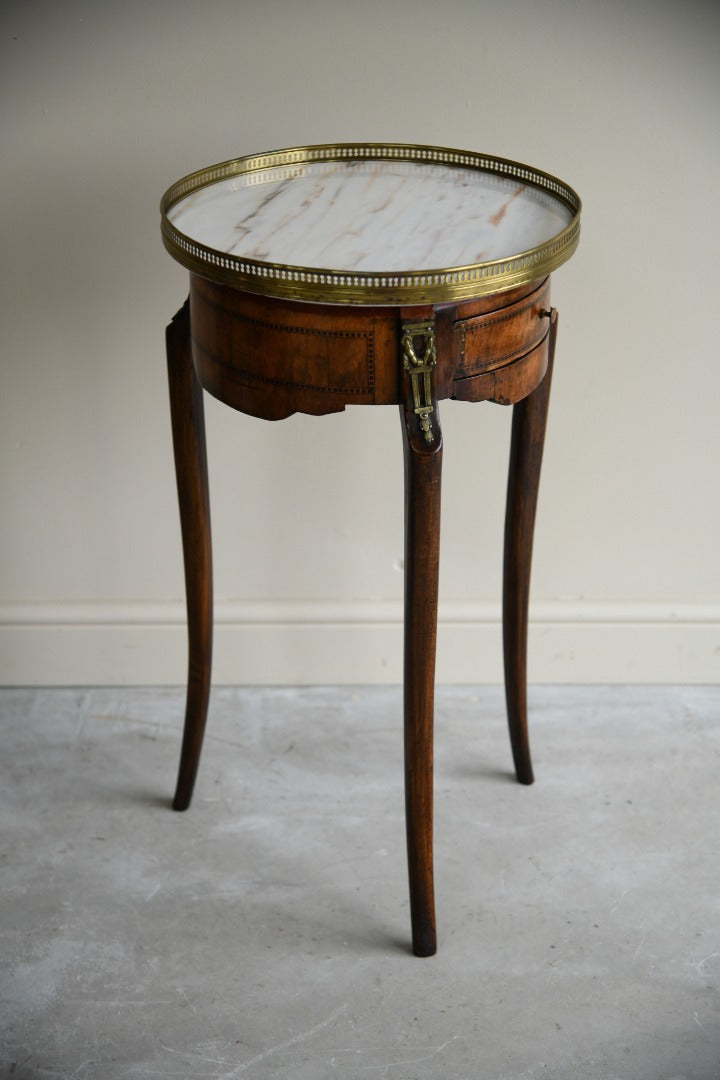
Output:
left=401, top=320, right=437, bottom=445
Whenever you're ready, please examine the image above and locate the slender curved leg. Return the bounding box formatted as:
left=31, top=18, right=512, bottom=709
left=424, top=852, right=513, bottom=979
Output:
left=503, top=309, right=558, bottom=785
left=166, top=302, right=213, bottom=811
left=400, top=317, right=442, bottom=957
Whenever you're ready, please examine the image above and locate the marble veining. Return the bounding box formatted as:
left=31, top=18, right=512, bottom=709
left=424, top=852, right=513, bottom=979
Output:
left=169, top=160, right=573, bottom=274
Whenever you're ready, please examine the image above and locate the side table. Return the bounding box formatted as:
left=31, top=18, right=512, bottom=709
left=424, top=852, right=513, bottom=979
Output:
left=160, top=143, right=581, bottom=956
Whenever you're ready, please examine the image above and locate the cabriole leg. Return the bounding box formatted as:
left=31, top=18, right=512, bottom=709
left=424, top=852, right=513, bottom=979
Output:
left=166, top=302, right=213, bottom=811
left=400, top=317, right=442, bottom=957
left=502, top=309, right=558, bottom=785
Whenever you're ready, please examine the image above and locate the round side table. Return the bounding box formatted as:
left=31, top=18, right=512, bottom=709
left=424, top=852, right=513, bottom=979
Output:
left=160, top=143, right=581, bottom=956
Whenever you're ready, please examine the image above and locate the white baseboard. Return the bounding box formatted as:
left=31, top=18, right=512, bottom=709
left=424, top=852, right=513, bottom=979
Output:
left=0, top=600, right=717, bottom=685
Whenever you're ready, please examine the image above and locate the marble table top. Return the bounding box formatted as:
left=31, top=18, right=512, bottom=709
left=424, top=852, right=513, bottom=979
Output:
left=161, top=146, right=580, bottom=303
left=169, top=159, right=573, bottom=274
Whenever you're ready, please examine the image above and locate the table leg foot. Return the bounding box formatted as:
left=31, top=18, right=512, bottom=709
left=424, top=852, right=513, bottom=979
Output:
left=502, top=309, right=558, bottom=786
left=400, top=316, right=442, bottom=956
left=167, top=301, right=213, bottom=812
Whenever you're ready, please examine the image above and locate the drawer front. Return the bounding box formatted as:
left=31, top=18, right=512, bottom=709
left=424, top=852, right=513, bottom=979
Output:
left=452, top=278, right=550, bottom=379
left=189, top=275, right=399, bottom=418
left=452, top=332, right=549, bottom=406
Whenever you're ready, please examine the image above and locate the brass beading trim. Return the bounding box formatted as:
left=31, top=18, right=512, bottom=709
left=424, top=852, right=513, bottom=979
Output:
left=161, top=143, right=581, bottom=306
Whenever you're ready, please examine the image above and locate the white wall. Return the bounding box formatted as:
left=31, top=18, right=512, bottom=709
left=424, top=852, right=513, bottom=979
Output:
left=1, top=0, right=718, bottom=685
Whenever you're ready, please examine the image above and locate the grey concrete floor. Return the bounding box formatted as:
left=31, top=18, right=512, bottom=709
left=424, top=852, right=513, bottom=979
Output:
left=1, top=685, right=719, bottom=1080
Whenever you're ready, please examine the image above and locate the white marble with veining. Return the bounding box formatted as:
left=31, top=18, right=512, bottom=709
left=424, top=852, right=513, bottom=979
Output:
left=168, top=160, right=572, bottom=273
